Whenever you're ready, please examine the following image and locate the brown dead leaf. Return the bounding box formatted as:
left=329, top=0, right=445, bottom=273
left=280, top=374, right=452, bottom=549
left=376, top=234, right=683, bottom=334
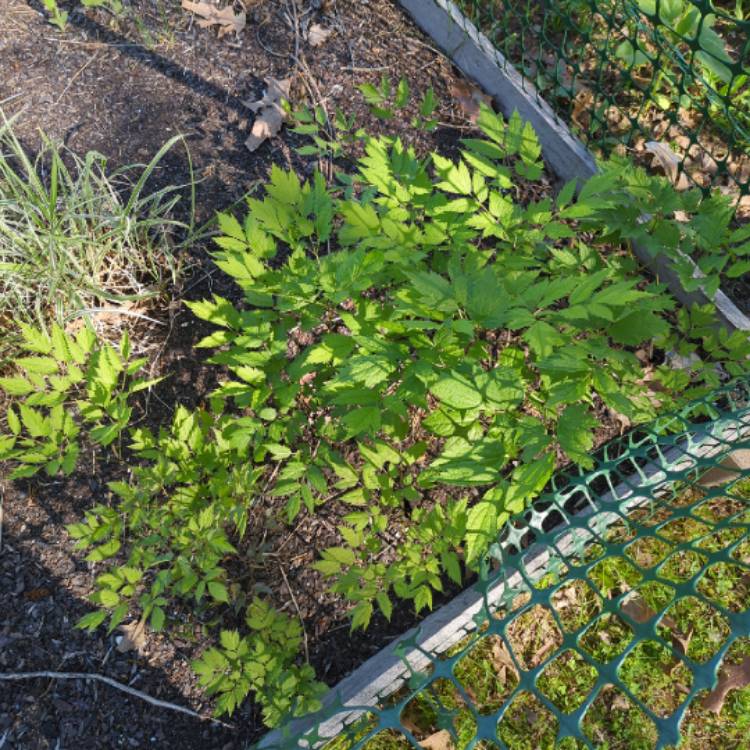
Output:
left=530, top=635, right=557, bottom=667
left=243, top=77, right=292, bottom=152
left=621, top=594, right=691, bottom=667
left=419, top=730, right=454, bottom=750
left=490, top=638, right=518, bottom=686
left=571, top=88, right=594, bottom=130
left=307, top=23, right=333, bottom=47
left=702, top=656, right=750, bottom=714
left=450, top=80, right=492, bottom=123
left=610, top=691, right=631, bottom=711
left=620, top=594, right=659, bottom=624
left=645, top=141, right=680, bottom=184
left=644, top=141, right=691, bottom=190
left=181, top=0, right=245, bottom=37
left=117, top=619, right=148, bottom=655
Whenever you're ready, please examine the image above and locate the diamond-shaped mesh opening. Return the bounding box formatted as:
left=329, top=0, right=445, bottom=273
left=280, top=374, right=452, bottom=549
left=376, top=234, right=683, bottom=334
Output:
left=696, top=562, right=750, bottom=612
left=666, top=486, right=703, bottom=509
left=673, top=637, right=750, bottom=746
left=658, top=549, right=707, bottom=583
left=496, top=691, right=559, bottom=749
left=536, top=649, right=598, bottom=713
left=657, top=517, right=712, bottom=545
left=588, top=555, right=643, bottom=598
left=581, top=686, right=658, bottom=750
left=401, top=679, right=475, bottom=750
left=630, top=503, right=673, bottom=529
left=324, top=712, right=380, bottom=750
left=693, top=495, right=746, bottom=523
left=578, top=613, right=634, bottom=663
left=618, top=640, right=693, bottom=718
left=625, top=534, right=672, bottom=569
left=694, top=525, right=747, bottom=553
left=659, top=596, right=730, bottom=664
left=361, top=730, right=411, bottom=750
left=731, top=537, right=750, bottom=565
left=621, top=581, right=677, bottom=622
left=453, top=636, right=518, bottom=716
left=550, top=579, right=601, bottom=633
left=506, top=605, right=563, bottom=671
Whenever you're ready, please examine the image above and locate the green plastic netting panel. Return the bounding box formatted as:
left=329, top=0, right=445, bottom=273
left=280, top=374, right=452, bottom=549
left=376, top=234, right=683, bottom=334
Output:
left=453, top=0, right=750, bottom=214
left=262, top=377, right=750, bottom=750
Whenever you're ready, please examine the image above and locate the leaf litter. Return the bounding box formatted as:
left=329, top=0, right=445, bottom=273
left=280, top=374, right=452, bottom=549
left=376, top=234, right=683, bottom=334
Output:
left=181, top=0, right=246, bottom=37
left=243, top=77, right=293, bottom=153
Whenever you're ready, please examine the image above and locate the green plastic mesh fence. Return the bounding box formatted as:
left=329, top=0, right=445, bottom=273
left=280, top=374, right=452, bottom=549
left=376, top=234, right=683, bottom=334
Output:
left=263, top=376, right=750, bottom=750
left=453, top=0, right=750, bottom=219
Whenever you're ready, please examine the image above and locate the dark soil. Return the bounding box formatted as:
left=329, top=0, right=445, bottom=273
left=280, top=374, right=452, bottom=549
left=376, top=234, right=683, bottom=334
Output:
left=0, top=1, right=492, bottom=748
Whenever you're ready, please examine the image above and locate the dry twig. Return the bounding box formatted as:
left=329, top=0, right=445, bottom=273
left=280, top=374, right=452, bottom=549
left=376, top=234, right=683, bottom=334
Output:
left=0, top=670, right=234, bottom=729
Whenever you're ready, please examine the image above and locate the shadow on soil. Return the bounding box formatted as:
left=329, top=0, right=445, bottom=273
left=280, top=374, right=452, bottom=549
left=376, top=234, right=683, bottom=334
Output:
left=0, top=479, right=254, bottom=749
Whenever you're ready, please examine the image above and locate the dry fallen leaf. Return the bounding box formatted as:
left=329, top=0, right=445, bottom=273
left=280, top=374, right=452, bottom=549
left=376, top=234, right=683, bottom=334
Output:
left=490, top=638, right=518, bottom=686
left=645, top=141, right=680, bottom=184
left=243, top=77, right=292, bottom=153
left=621, top=594, right=691, bottom=668
left=181, top=0, right=246, bottom=37
left=571, top=88, right=594, bottom=130
left=702, top=656, right=750, bottom=714
left=644, top=140, right=691, bottom=190
left=620, top=595, right=656, bottom=624
left=450, top=80, right=492, bottom=123
left=307, top=23, right=333, bottom=47
left=117, top=619, right=148, bottom=655
left=419, top=730, right=454, bottom=750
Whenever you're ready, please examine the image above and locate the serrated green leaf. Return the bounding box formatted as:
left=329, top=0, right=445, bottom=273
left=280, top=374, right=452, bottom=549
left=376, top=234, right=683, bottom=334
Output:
left=557, top=403, right=597, bottom=468
left=430, top=372, right=482, bottom=410
left=208, top=581, right=230, bottom=603
left=0, top=376, right=34, bottom=396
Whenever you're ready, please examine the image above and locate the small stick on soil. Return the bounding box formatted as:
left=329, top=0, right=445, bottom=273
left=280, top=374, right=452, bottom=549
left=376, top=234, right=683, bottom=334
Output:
left=53, top=51, right=102, bottom=107
left=278, top=565, right=310, bottom=664
left=0, top=671, right=234, bottom=729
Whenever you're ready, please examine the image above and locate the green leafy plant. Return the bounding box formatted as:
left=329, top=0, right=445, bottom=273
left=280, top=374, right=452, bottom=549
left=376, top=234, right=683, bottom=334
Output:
left=4, top=98, right=748, bottom=725
left=190, top=103, right=748, bottom=630
left=290, top=104, right=366, bottom=161
left=576, top=155, right=750, bottom=299
left=0, top=323, right=158, bottom=479
left=70, top=403, right=264, bottom=634
left=40, top=0, right=125, bottom=29
left=193, top=598, right=325, bottom=721
left=359, top=76, right=439, bottom=130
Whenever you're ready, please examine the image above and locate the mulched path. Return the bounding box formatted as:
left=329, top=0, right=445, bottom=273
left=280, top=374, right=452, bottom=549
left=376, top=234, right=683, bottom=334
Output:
left=0, top=1, right=514, bottom=748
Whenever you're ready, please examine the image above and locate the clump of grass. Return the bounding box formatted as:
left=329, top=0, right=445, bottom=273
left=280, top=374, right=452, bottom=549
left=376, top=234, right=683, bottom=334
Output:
left=0, top=113, right=193, bottom=358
